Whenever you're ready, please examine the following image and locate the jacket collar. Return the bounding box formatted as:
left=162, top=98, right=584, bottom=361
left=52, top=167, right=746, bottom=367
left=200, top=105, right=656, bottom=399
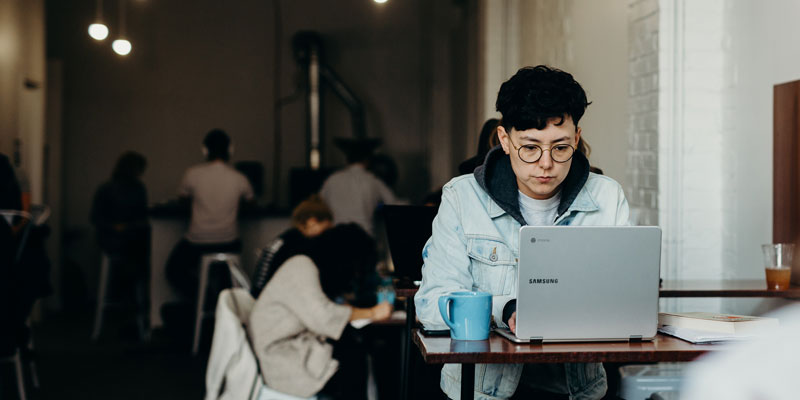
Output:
left=474, top=145, right=594, bottom=225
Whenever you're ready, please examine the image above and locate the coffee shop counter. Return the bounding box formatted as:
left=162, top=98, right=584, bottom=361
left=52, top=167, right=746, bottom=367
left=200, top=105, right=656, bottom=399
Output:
left=148, top=205, right=290, bottom=328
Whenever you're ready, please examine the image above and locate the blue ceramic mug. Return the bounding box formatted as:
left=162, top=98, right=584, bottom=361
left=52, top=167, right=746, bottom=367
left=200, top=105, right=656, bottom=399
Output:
left=438, top=291, right=492, bottom=340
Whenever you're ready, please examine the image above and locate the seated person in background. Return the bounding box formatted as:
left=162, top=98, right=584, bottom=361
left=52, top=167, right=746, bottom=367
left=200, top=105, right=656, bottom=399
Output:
left=250, top=195, right=333, bottom=297
left=249, top=223, right=393, bottom=400
left=91, top=152, right=150, bottom=258
left=166, top=129, right=254, bottom=301
left=458, top=118, right=500, bottom=175
left=1, top=152, right=52, bottom=354
left=0, top=152, right=22, bottom=212
left=90, top=152, right=151, bottom=326
left=1, top=152, right=24, bottom=356
left=320, top=137, right=398, bottom=236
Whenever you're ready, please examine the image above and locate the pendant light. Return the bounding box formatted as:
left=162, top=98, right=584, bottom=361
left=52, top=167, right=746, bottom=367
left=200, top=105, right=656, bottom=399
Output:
left=88, top=0, right=109, bottom=40
left=112, top=0, right=132, bottom=55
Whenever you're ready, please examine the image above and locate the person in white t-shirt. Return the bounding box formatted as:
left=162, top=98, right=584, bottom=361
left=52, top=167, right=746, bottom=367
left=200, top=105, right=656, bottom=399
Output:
left=320, top=137, right=398, bottom=237
left=166, top=129, right=254, bottom=301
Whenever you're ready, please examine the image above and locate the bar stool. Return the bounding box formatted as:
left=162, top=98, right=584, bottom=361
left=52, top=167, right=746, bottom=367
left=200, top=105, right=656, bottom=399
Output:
left=0, top=350, right=26, bottom=400
left=192, top=252, right=247, bottom=355
left=91, top=254, right=113, bottom=341
left=92, top=253, right=149, bottom=341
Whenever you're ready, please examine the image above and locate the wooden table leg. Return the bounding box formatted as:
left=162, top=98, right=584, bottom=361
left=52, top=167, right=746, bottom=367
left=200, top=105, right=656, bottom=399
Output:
left=461, top=363, right=475, bottom=400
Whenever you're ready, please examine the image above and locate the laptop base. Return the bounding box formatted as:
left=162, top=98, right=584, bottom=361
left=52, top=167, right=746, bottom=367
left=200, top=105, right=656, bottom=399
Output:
left=493, top=328, right=654, bottom=344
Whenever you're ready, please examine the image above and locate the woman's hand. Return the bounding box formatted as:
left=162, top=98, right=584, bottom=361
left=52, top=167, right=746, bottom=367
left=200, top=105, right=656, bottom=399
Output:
left=371, top=302, right=393, bottom=321
left=349, top=302, right=394, bottom=321
left=508, top=311, right=517, bottom=334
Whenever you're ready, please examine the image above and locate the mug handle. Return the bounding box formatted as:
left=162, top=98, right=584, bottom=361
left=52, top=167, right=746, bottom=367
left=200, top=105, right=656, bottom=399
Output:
left=438, top=295, right=458, bottom=331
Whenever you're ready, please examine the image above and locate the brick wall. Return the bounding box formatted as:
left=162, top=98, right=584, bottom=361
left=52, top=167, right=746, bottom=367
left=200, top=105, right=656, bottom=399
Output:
left=630, top=0, right=729, bottom=283
left=627, top=0, right=660, bottom=226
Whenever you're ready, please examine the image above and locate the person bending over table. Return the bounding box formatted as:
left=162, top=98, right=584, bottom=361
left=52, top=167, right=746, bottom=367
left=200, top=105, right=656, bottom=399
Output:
left=250, top=195, right=333, bottom=298
left=249, top=223, right=393, bottom=400
left=414, top=65, right=631, bottom=400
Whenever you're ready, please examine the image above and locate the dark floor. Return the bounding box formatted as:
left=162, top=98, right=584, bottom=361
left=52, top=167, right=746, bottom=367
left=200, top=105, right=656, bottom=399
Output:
left=0, top=306, right=437, bottom=400
left=1, top=308, right=624, bottom=400
left=1, top=309, right=206, bottom=400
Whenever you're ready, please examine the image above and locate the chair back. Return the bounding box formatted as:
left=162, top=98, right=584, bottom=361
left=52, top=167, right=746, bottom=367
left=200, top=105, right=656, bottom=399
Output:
left=206, top=289, right=317, bottom=400
left=205, top=288, right=259, bottom=400
left=1, top=205, right=50, bottom=265
left=0, top=210, right=33, bottom=264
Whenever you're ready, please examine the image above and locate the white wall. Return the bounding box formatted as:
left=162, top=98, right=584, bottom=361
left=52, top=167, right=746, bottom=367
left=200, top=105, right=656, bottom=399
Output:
left=0, top=0, right=22, bottom=154
left=502, top=0, right=631, bottom=188
left=725, top=0, right=800, bottom=279
left=655, top=0, right=800, bottom=315
left=0, top=0, right=46, bottom=199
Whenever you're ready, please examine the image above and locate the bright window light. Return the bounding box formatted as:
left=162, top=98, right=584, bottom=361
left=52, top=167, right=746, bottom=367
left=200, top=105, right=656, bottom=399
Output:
left=88, top=23, right=109, bottom=40
left=112, top=39, right=132, bottom=55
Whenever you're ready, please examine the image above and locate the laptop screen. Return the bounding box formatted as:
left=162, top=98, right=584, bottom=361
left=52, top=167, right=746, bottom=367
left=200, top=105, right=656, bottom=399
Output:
left=382, top=205, right=438, bottom=283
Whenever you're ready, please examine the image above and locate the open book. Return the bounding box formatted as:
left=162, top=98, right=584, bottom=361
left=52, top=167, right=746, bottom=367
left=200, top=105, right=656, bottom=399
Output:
left=658, top=312, right=779, bottom=335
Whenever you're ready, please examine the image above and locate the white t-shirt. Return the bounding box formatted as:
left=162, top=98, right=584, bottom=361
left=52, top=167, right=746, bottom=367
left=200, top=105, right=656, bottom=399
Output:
left=178, top=161, right=254, bottom=244
left=319, top=163, right=397, bottom=236
left=518, top=189, right=561, bottom=226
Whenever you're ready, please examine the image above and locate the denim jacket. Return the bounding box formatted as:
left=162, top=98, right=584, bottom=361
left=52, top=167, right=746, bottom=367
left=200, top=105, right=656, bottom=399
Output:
left=415, top=146, right=630, bottom=400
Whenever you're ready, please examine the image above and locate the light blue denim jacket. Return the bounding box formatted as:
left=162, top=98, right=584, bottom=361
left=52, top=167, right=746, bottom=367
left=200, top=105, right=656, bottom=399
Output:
left=415, top=147, right=630, bottom=400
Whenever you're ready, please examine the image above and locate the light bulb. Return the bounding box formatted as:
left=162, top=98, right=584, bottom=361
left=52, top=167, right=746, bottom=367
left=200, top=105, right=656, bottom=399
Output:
left=112, top=39, right=132, bottom=55
left=374, top=0, right=387, bottom=3
left=88, top=23, right=109, bottom=40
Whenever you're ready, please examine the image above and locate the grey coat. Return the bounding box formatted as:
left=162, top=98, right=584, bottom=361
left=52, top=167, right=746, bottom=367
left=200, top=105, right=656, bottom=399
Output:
left=248, top=255, right=352, bottom=398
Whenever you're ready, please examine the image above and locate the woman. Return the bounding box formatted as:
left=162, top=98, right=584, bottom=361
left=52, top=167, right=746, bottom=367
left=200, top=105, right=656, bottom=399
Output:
left=90, top=151, right=150, bottom=261
left=248, top=223, right=393, bottom=399
left=90, top=151, right=150, bottom=332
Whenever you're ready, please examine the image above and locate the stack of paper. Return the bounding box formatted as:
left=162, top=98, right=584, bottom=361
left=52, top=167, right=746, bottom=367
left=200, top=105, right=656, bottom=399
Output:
left=657, top=325, right=753, bottom=344
left=657, top=311, right=779, bottom=343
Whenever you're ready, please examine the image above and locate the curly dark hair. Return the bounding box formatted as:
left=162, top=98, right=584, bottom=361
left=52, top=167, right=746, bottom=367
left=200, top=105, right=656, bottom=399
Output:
left=307, top=223, right=377, bottom=301
left=495, top=65, right=591, bottom=134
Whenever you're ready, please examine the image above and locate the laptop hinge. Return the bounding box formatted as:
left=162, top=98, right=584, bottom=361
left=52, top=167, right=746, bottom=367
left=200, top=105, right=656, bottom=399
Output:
left=629, top=335, right=643, bottom=342
left=530, top=337, right=544, bottom=344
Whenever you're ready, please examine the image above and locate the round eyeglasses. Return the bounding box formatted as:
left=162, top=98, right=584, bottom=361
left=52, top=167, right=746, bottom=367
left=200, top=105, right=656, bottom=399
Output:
left=507, top=138, right=575, bottom=164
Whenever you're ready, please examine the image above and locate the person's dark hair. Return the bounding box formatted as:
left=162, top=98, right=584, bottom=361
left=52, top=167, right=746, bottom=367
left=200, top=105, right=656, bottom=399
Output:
left=496, top=65, right=591, bottom=134
left=477, top=118, right=500, bottom=157
left=203, top=129, right=231, bottom=161
left=307, top=223, right=377, bottom=300
left=458, top=118, right=500, bottom=175
left=111, top=151, right=147, bottom=181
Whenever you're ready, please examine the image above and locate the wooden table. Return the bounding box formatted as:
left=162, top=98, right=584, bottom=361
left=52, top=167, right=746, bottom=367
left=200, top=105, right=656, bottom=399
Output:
left=399, top=280, right=800, bottom=399
left=398, top=280, right=800, bottom=301
left=414, top=330, right=714, bottom=400
left=659, top=280, right=800, bottom=298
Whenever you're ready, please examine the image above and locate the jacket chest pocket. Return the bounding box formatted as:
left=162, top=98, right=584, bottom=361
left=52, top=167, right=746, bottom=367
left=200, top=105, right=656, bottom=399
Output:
left=467, top=238, right=517, bottom=295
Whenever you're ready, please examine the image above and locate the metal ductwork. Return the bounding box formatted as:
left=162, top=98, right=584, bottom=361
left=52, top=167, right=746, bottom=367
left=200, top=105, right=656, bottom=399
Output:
left=292, top=31, right=366, bottom=170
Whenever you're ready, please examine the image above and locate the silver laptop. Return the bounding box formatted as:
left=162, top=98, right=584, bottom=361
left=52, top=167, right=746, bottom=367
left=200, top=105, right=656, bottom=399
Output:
left=497, top=226, right=661, bottom=343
